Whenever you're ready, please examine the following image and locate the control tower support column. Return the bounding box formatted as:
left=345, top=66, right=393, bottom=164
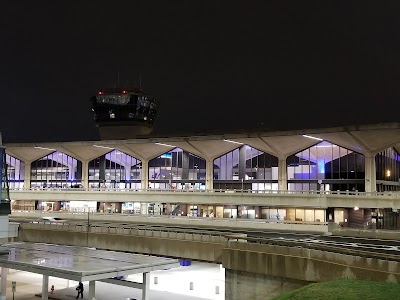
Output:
left=141, top=160, right=149, bottom=190
left=278, top=157, right=288, bottom=191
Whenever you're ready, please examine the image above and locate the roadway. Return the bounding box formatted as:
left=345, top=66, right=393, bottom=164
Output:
left=10, top=215, right=400, bottom=259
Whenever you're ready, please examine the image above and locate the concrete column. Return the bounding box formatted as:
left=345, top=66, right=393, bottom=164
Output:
left=88, top=280, right=96, bottom=299
left=0, top=267, right=7, bottom=300
left=24, top=161, right=31, bottom=188
left=81, top=161, right=89, bottom=188
left=14, top=159, right=21, bottom=184
left=182, top=151, right=190, bottom=180
left=68, top=166, right=74, bottom=181
left=180, top=204, right=188, bottom=216
left=141, top=160, right=149, bottom=190
left=124, top=164, right=131, bottom=182
left=206, top=159, right=214, bottom=190
left=99, top=155, right=106, bottom=183
left=142, top=272, right=150, bottom=300
left=365, top=154, right=376, bottom=193
left=238, top=145, right=246, bottom=180
left=42, top=274, right=49, bottom=300
left=76, top=160, right=83, bottom=182
left=278, top=158, right=287, bottom=191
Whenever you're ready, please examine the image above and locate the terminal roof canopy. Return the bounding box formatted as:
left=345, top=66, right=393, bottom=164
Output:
left=5, top=122, right=400, bottom=161
left=0, top=243, right=179, bottom=282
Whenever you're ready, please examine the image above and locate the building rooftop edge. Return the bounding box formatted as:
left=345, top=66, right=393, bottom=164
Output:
left=4, top=122, right=400, bottom=147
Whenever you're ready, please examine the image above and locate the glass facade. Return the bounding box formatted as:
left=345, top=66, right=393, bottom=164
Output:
left=148, top=148, right=206, bottom=190
left=5, top=154, right=25, bottom=188
left=287, top=141, right=365, bottom=192
left=213, top=145, right=279, bottom=190
left=376, top=147, right=400, bottom=191
left=31, top=151, right=82, bottom=188
left=0, top=148, right=9, bottom=201
left=88, top=150, right=142, bottom=189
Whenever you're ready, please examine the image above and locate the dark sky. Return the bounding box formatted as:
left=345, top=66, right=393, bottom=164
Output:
left=1, top=1, right=399, bottom=143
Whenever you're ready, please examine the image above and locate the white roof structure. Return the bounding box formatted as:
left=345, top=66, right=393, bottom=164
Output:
left=5, top=122, right=400, bottom=162
left=0, top=242, right=179, bottom=282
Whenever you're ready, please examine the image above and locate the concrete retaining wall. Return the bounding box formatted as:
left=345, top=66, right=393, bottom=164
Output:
left=19, top=227, right=224, bottom=262
left=223, top=241, right=400, bottom=283
left=12, top=211, right=328, bottom=233
left=226, top=269, right=307, bottom=300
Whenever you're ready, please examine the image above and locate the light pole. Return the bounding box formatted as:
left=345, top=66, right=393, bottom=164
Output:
left=86, top=208, right=90, bottom=247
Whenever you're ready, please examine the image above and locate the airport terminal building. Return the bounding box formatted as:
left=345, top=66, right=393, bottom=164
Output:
left=4, top=122, right=400, bottom=229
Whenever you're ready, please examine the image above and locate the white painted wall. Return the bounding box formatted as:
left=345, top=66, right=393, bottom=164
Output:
left=0, top=216, right=9, bottom=239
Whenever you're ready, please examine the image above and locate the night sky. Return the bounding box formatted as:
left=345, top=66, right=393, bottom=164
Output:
left=1, top=2, right=399, bottom=143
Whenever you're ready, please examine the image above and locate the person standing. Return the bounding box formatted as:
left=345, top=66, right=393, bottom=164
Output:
left=76, top=281, right=84, bottom=299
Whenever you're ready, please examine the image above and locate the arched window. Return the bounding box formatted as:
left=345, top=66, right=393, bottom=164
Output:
left=148, top=148, right=206, bottom=190
left=375, top=147, right=400, bottom=192
left=287, top=141, right=365, bottom=192
left=88, top=150, right=142, bottom=189
left=5, top=154, right=25, bottom=189
left=31, top=152, right=82, bottom=188
left=213, top=145, right=278, bottom=190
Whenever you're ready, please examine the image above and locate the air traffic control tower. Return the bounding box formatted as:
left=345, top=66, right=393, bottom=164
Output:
left=90, top=88, right=158, bottom=140
left=0, top=132, right=11, bottom=243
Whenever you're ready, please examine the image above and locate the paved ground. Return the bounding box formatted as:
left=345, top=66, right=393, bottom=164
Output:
left=2, top=261, right=225, bottom=300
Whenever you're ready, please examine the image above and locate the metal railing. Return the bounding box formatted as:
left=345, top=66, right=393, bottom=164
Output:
left=9, top=187, right=400, bottom=197
left=11, top=210, right=329, bottom=226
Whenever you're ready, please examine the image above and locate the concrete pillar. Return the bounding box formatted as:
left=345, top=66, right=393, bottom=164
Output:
left=14, top=159, right=21, bottom=185
left=75, top=160, right=82, bottom=182
left=238, top=146, right=246, bottom=180
left=182, top=151, right=190, bottom=180
left=365, top=154, right=376, bottom=193
left=42, top=274, right=49, bottom=300
left=142, top=272, right=150, bottom=300
left=206, top=159, right=214, bottom=190
left=0, top=267, right=7, bottom=300
left=88, top=280, right=96, bottom=299
left=278, top=158, right=287, bottom=191
left=124, top=164, right=131, bottom=182
left=141, top=160, right=149, bottom=190
left=24, top=161, right=31, bottom=188
left=180, top=204, right=188, bottom=216
left=81, top=161, right=89, bottom=189
left=68, top=165, right=74, bottom=181
left=99, top=155, right=106, bottom=183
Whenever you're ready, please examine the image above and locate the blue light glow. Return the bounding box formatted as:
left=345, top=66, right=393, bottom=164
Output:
left=317, top=160, right=325, bottom=174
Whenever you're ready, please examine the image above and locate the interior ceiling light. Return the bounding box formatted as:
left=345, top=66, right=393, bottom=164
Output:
left=354, top=206, right=360, bottom=211
left=302, top=134, right=323, bottom=141
left=93, top=145, right=114, bottom=150
left=34, top=146, right=56, bottom=151
left=155, top=142, right=176, bottom=147
left=223, top=139, right=243, bottom=145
